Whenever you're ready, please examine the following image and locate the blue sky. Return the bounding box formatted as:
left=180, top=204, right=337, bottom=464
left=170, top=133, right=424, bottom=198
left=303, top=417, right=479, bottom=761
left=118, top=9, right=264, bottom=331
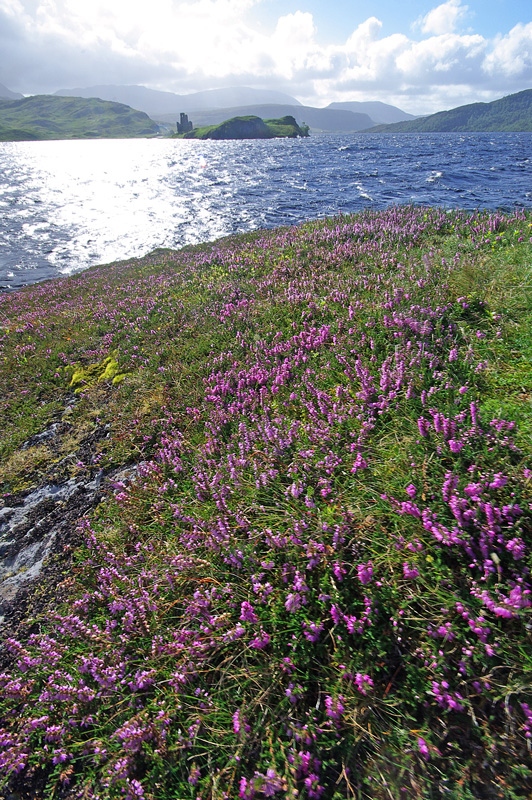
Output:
left=255, top=0, right=531, bottom=41
left=1, top=0, right=531, bottom=113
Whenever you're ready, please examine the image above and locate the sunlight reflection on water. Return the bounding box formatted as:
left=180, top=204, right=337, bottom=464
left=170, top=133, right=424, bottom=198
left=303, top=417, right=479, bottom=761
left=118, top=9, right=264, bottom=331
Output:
left=1, top=133, right=531, bottom=290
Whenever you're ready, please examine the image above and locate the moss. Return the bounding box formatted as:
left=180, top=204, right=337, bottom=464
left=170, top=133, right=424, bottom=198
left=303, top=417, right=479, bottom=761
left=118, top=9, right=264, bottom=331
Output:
left=68, top=353, right=129, bottom=393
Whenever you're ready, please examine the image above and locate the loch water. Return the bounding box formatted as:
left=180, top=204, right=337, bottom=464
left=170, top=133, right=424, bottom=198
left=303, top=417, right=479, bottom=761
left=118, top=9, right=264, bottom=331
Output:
left=1, top=132, right=531, bottom=291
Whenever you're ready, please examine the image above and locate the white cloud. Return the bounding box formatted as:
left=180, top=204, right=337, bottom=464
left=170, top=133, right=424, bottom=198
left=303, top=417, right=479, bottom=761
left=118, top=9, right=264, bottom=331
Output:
left=341, top=19, right=410, bottom=83
left=269, top=12, right=318, bottom=78
left=419, top=0, right=469, bottom=36
left=396, top=33, right=485, bottom=80
left=0, top=0, right=531, bottom=114
left=483, top=22, right=532, bottom=77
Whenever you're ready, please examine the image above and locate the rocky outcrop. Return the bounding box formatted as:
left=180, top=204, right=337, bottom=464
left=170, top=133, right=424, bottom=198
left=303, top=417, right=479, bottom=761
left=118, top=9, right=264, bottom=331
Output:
left=0, top=410, right=139, bottom=638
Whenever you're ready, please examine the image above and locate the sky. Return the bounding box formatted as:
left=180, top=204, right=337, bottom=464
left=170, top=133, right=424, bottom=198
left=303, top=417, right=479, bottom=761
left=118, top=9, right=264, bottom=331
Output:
left=1, top=0, right=531, bottom=114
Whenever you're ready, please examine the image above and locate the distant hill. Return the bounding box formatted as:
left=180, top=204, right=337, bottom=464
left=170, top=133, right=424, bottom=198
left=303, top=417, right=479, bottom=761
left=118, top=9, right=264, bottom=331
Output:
left=326, top=100, right=416, bottom=125
left=0, top=83, right=23, bottom=101
left=178, top=114, right=309, bottom=140
left=53, top=84, right=421, bottom=132
left=368, top=89, right=532, bottom=132
left=157, top=103, right=374, bottom=133
left=55, top=85, right=301, bottom=117
left=0, top=95, right=160, bottom=140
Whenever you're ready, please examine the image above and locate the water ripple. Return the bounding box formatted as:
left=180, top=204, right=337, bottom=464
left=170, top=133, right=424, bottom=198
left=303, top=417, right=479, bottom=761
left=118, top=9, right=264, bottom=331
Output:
left=1, top=132, right=531, bottom=290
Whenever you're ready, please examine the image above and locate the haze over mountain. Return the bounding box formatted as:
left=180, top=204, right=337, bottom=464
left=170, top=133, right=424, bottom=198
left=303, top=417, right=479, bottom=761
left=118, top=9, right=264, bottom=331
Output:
left=53, top=85, right=412, bottom=133
left=0, top=83, right=23, bottom=101
left=55, top=85, right=301, bottom=118
left=11, top=82, right=532, bottom=136
left=0, top=80, right=416, bottom=134
left=368, top=88, right=532, bottom=132
left=326, top=101, right=416, bottom=125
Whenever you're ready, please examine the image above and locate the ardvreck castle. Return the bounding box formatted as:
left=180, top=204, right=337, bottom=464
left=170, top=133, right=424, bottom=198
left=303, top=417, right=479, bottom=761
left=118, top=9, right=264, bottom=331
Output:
left=176, top=112, right=193, bottom=133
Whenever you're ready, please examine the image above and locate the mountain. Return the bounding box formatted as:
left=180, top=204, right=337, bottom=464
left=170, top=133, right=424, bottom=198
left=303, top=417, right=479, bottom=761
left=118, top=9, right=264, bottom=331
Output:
left=55, top=85, right=301, bottom=117
left=0, top=95, right=160, bottom=141
left=367, top=89, right=532, bottom=132
left=326, top=100, right=416, bottom=125
left=179, top=114, right=309, bottom=140
left=0, top=83, right=23, bottom=100
left=156, top=103, right=373, bottom=133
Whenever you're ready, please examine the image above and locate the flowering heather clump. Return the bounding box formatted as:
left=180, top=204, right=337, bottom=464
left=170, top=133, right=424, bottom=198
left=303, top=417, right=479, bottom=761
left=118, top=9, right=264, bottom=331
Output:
left=1, top=206, right=532, bottom=799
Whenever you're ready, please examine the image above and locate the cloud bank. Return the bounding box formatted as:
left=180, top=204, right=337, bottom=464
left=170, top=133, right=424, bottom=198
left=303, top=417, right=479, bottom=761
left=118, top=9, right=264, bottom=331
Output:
left=0, top=0, right=531, bottom=113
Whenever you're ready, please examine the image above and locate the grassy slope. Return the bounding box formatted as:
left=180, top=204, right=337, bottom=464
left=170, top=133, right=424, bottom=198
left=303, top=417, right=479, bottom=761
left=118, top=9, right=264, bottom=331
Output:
left=369, top=88, right=532, bottom=132
left=0, top=207, right=531, bottom=799
left=0, top=95, right=160, bottom=140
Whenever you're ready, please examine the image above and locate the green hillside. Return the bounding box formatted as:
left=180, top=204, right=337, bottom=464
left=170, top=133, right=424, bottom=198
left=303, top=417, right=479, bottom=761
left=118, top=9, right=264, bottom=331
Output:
left=369, top=88, right=532, bottom=132
left=176, top=114, right=309, bottom=139
left=1, top=207, right=532, bottom=799
left=0, top=95, right=160, bottom=140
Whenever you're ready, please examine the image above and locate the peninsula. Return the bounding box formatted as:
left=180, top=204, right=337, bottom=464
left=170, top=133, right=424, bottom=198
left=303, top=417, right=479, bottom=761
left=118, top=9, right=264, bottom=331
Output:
left=174, top=113, right=309, bottom=139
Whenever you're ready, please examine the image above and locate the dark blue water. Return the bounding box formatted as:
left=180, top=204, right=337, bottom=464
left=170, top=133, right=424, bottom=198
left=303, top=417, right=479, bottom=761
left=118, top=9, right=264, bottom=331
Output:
left=1, top=132, right=531, bottom=290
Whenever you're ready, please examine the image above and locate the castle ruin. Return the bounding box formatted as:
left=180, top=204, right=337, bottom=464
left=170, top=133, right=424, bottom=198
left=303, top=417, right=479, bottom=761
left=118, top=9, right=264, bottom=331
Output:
left=176, top=112, right=193, bottom=134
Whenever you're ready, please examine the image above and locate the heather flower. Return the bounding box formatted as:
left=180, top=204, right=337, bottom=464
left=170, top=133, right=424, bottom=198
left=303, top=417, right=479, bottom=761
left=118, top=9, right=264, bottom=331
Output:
left=285, top=683, right=304, bottom=704
left=417, top=737, right=430, bottom=759
left=324, top=694, right=345, bottom=720
left=281, top=658, right=295, bottom=675
left=305, top=774, right=325, bottom=798
left=125, top=779, right=145, bottom=799
left=242, top=768, right=284, bottom=797
left=233, top=710, right=241, bottom=735
left=417, top=417, right=430, bottom=437
left=240, top=601, right=258, bottom=623
left=357, top=561, right=373, bottom=585
left=188, top=763, right=201, bottom=786
left=332, top=560, right=346, bottom=580
left=506, top=537, right=526, bottom=559
left=285, top=593, right=302, bottom=613
left=293, top=570, right=309, bottom=593
left=489, top=472, right=507, bottom=489
left=239, top=777, right=251, bottom=799
left=403, top=562, right=419, bottom=579
left=302, top=620, right=324, bottom=642
left=520, top=703, right=532, bottom=739
left=351, top=452, right=368, bottom=473
left=250, top=629, right=270, bottom=649
left=354, top=673, right=374, bottom=694
left=448, top=438, right=464, bottom=453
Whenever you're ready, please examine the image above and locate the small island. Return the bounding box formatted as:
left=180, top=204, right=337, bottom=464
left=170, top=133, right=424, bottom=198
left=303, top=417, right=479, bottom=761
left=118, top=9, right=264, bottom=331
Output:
left=173, top=114, right=309, bottom=139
